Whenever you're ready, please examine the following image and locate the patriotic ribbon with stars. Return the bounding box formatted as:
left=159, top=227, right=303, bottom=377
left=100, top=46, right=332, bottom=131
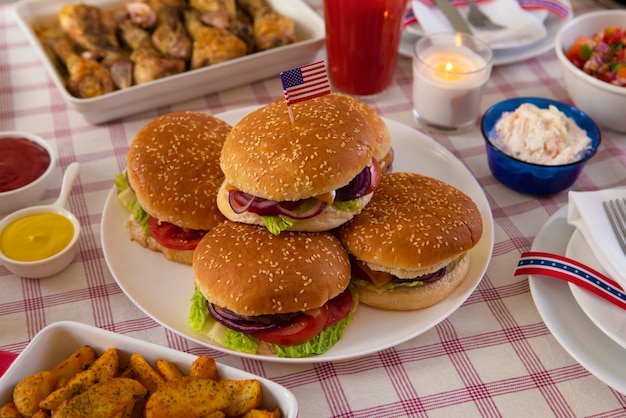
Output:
left=515, top=251, right=626, bottom=310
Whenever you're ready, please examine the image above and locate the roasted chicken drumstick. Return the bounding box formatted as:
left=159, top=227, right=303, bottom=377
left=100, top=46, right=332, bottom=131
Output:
left=119, top=19, right=186, bottom=84
left=51, top=37, right=114, bottom=98
left=183, top=9, right=246, bottom=69
left=237, top=0, right=296, bottom=51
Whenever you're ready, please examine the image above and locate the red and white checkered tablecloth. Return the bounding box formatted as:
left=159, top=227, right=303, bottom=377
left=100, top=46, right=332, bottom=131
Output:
left=2, top=0, right=626, bottom=416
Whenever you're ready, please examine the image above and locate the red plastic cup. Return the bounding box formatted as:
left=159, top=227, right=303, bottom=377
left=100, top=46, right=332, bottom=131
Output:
left=324, top=0, right=408, bottom=98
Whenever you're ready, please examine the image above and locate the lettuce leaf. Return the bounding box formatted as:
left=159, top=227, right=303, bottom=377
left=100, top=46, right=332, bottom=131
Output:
left=351, top=276, right=424, bottom=293
left=332, top=198, right=362, bottom=212
left=189, top=287, right=211, bottom=332
left=114, top=173, right=150, bottom=234
left=224, top=329, right=260, bottom=354
left=261, top=215, right=295, bottom=235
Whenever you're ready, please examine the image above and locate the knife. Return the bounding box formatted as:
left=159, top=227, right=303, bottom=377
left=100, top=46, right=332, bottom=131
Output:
left=431, top=0, right=472, bottom=34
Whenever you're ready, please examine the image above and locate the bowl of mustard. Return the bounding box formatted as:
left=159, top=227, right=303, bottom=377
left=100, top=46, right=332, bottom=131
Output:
left=0, top=162, right=81, bottom=278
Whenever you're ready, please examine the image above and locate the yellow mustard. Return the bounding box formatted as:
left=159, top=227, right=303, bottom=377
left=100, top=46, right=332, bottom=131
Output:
left=0, top=213, right=74, bottom=262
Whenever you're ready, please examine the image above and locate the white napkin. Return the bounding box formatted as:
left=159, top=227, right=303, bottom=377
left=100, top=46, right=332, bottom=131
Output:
left=568, top=189, right=626, bottom=289
left=411, top=0, right=547, bottom=50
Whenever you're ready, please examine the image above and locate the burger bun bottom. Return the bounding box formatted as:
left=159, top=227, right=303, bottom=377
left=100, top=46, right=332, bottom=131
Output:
left=354, top=253, right=470, bottom=311
left=126, top=216, right=194, bottom=265
left=216, top=183, right=373, bottom=232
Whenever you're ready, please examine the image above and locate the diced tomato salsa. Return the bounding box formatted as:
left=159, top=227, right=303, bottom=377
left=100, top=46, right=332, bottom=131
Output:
left=565, top=26, right=626, bottom=87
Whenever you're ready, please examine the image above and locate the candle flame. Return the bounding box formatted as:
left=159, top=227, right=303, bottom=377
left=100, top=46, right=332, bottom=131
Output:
left=445, top=62, right=453, bottom=72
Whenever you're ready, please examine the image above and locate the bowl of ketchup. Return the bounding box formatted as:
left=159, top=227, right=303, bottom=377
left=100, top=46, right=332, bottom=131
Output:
left=0, top=131, right=56, bottom=215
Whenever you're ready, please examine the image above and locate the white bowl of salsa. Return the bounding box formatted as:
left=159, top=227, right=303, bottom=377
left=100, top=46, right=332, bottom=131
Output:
left=0, top=131, right=56, bottom=215
left=555, top=10, right=626, bottom=133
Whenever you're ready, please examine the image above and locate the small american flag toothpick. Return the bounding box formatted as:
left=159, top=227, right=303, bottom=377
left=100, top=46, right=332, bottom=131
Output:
left=280, top=60, right=331, bottom=123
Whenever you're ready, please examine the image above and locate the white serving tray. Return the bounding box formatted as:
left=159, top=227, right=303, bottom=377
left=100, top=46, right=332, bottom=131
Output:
left=13, top=0, right=325, bottom=124
left=0, top=321, right=298, bottom=417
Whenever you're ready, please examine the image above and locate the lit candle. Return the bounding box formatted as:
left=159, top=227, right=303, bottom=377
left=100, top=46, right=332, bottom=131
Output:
left=412, top=34, right=493, bottom=131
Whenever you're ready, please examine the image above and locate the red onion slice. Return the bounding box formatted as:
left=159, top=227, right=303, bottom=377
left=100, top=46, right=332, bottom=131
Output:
left=228, top=190, right=327, bottom=220
left=275, top=198, right=327, bottom=220
left=335, top=166, right=372, bottom=202
left=208, top=303, right=280, bottom=333
left=228, top=190, right=256, bottom=214
left=391, top=267, right=447, bottom=284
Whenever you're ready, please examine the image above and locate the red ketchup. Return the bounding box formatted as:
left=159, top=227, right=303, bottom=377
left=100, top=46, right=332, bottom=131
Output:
left=0, top=137, right=51, bottom=192
left=324, top=0, right=406, bottom=96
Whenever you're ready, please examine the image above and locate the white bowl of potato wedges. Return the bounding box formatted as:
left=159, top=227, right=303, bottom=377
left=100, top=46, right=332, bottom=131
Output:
left=0, top=321, right=297, bottom=417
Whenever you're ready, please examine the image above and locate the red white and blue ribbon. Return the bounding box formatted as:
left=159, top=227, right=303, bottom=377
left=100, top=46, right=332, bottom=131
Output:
left=515, top=251, right=626, bottom=310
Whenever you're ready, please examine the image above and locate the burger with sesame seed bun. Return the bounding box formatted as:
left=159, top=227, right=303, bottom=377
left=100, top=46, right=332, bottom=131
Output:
left=115, top=111, right=232, bottom=265
left=336, top=172, right=483, bottom=311
left=188, top=220, right=357, bottom=358
left=216, top=94, right=381, bottom=235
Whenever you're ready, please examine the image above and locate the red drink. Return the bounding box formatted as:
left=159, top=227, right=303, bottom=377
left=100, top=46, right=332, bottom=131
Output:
left=324, top=0, right=407, bottom=96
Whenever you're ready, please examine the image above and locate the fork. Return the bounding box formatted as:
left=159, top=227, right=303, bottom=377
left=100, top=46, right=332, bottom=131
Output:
left=603, top=198, right=626, bottom=255
left=466, top=0, right=505, bottom=31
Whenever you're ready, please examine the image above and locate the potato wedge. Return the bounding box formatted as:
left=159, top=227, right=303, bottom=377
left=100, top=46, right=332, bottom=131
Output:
left=39, top=369, right=95, bottom=412
left=40, top=348, right=119, bottom=411
left=13, top=371, right=59, bottom=417
left=86, top=348, right=119, bottom=383
left=220, top=379, right=263, bottom=417
left=127, top=353, right=164, bottom=392
left=51, top=377, right=147, bottom=418
left=154, top=359, right=184, bottom=381
left=50, top=346, right=97, bottom=385
left=242, top=408, right=282, bottom=418
left=0, top=401, right=23, bottom=418
left=13, top=346, right=97, bottom=417
left=189, top=356, right=219, bottom=381
left=144, top=376, right=230, bottom=418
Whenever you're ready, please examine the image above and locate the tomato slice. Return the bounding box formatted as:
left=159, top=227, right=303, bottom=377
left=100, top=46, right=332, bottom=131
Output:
left=147, top=217, right=206, bottom=250
left=251, top=305, right=329, bottom=346
left=325, top=289, right=353, bottom=327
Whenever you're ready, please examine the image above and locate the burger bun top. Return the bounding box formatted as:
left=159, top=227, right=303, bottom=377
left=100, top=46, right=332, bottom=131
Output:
left=126, top=111, right=231, bottom=231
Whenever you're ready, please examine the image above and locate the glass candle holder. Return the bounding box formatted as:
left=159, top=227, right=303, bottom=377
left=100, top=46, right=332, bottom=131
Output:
left=412, top=32, right=494, bottom=132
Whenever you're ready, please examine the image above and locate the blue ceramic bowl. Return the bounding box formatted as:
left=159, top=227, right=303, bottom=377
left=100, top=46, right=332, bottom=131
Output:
left=480, top=97, right=601, bottom=196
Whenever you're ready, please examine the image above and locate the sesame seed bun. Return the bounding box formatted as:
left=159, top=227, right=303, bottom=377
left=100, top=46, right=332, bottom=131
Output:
left=219, top=95, right=376, bottom=201
left=328, top=92, right=391, bottom=166
left=126, top=111, right=231, bottom=231
left=193, top=221, right=351, bottom=316
left=336, top=172, right=483, bottom=310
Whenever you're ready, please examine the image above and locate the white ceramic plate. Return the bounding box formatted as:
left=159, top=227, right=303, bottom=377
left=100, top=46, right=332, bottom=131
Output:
left=13, top=0, right=324, bottom=124
left=404, top=9, right=549, bottom=50
left=101, top=107, right=495, bottom=364
left=566, top=230, right=626, bottom=349
left=528, top=206, right=626, bottom=395
left=0, top=321, right=298, bottom=416
left=399, top=0, right=572, bottom=66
